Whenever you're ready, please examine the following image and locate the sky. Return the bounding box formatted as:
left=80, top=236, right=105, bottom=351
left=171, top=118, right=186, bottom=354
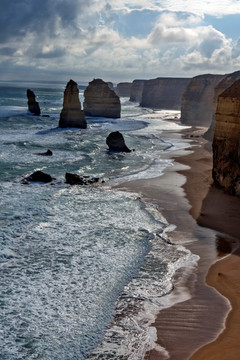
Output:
left=1, top=0, right=240, bottom=83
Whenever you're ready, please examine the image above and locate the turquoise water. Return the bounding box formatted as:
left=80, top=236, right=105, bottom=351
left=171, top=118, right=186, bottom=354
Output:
left=0, top=82, right=197, bottom=359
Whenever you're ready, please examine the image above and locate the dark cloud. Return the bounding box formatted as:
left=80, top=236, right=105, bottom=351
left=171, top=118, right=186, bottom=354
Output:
left=0, top=46, right=17, bottom=55
left=0, top=0, right=97, bottom=43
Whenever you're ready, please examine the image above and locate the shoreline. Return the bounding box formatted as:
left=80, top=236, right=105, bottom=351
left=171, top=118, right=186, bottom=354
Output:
left=116, top=125, right=240, bottom=359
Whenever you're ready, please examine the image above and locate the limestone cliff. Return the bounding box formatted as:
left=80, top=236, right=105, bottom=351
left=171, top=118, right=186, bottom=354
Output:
left=212, top=79, right=240, bottom=195
left=27, top=89, right=41, bottom=115
left=181, top=74, right=224, bottom=126
left=140, top=77, right=190, bottom=110
left=129, top=80, right=145, bottom=102
left=205, top=71, right=240, bottom=140
left=115, top=82, right=132, bottom=97
left=59, top=79, right=87, bottom=128
left=84, top=79, right=121, bottom=118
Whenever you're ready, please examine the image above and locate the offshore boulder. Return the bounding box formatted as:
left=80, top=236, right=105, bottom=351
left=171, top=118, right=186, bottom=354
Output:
left=212, top=79, right=240, bottom=195
left=27, top=89, right=41, bottom=115
left=65, top=173, right=99, bottom=185
left=59, top=80, right=87, bottom=128
left=84, top=79, right=121, bottom=118
left=106, top=131, right=131, bottom=152
left=21, top=170, right=53, bottom=184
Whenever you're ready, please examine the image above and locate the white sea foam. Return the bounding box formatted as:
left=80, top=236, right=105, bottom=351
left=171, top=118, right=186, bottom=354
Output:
left=0, top=82, right=197, bottom=360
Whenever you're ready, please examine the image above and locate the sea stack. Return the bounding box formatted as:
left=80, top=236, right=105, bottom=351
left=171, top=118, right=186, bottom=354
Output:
left=212, top=79, right=240, bottom=195
left=115, top=82, right=132, bottom=97
left=84, top=79, right=121, bottom=118
left=181, top=74, right=224, bottom=127
left=129, top=80, right=145, bottom=102
left=27, top=89, right=41, bottom=115
left=59, top=79, right=87, bottom=128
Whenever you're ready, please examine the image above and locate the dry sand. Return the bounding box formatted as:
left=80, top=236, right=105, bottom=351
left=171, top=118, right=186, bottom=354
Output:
left=116, top=126, right=240, bottom=359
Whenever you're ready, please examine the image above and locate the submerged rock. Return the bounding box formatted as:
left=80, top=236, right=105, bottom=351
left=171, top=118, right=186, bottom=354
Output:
left=212, top=79, right=240, bottom=195
left=106, top=131, right=131, bottom=152
left=84, top=79, right=121, bottom=118
left=27, top=89, right=41, bottom=115
left=21, top=171, right=53, bottom=184
left=65, top=173, right=99, bottom=185
left=35, top=149, right=53, bottom=156
left=59, top=79, right=87, bottom=128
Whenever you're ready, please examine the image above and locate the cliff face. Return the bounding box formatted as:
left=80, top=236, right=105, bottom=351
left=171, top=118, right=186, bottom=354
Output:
left=84, top=79, right=121, bottom=118
left=27, top=89, right=41, bottom=115
left=59, top=79, right=87, bottom=128
left=129, top=80, right=145, bottom=102
left=140, top=77, right=190, bottom=110
left=212, top=79, right=240, bottom=195
left=115, top=82, right=132, bottom=97
left=181, top=74, right=224, bottom=126
left=205, top=71, right=240, bottom=140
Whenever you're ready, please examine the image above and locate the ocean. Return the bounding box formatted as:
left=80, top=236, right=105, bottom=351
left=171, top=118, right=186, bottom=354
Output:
left=0, top=81, right=198, bottom=359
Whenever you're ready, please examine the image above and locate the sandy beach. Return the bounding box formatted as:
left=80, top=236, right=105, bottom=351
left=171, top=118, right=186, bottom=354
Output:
left=116, top=125, right=240, bottom=359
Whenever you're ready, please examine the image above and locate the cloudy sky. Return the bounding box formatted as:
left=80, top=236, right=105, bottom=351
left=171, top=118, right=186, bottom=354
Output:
left=1, top=0, right=240, bottom=83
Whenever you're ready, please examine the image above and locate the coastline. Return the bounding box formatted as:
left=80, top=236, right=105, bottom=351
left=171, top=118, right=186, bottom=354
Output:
left=116, top=125, right=240, bottom=359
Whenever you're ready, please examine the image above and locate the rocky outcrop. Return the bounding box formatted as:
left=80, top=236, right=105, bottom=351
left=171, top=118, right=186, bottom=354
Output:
left=205, top=71, right=240, bottom=140
left=115, top=82, right=132, bottom=97
left=129, top=80, right=145, bottom=102
left=106, top=131, right=131, bottom=152
left=35, top=149, right=53, bottom=156
left=84, top=79, right=121, bottom=118
left=212, top=79, right=240, bottom=195
left=27, top=89, right=41, bottom=115
left=181, top=74, right=224, bottom=126
left=65, top=173, right=99, bottom=185
left=21, top=171, right=53, bottom=184
left=59, top=80, right=87, bottom=128
left=140, top=77, right=190, bottom=110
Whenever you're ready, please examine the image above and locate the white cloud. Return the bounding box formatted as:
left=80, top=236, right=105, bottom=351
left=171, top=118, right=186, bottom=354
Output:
left=1, top=0, right=240, bottom=81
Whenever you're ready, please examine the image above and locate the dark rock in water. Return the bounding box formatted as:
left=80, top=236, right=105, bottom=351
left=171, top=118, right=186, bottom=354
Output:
left=41, top=114, right=50, bottom=118
left=65, top=172, right=99, bottom=185
left=22, top=171, right=53, bottom=184
left=27, top=89, right=41, bottom=115
left=59, top=79, right=87, bottom=128
left=35, top=149, right=53, bottom=156
left=106, top=131, right=131, bottom=152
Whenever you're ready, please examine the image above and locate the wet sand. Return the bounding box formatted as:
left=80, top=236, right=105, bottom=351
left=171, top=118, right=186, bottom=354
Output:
left=116, top=127, right=240, bottom=359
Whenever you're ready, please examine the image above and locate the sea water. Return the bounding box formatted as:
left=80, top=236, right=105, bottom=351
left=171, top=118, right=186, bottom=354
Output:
left=0, top=81, right=198, bottom=359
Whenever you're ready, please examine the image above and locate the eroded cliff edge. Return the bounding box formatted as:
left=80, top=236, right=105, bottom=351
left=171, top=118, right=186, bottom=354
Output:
left=212, top=79, right=240, bottom=195
left=140, top=77, right=190, bottom=110
left=205, top=71, right=240, bottom=140
left=181, top=74, right=224, bottom=127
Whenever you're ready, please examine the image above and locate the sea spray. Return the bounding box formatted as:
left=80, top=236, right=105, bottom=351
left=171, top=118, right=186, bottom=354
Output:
left=0, top=81, right=195, bottom=359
